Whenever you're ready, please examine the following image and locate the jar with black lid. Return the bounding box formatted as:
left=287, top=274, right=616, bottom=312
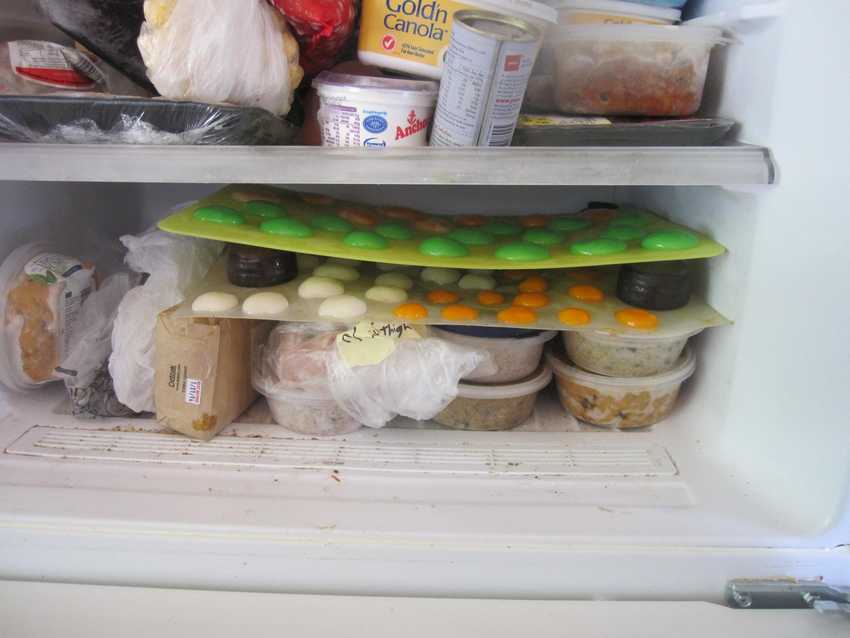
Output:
left=227, top=244, right=298, bottom=288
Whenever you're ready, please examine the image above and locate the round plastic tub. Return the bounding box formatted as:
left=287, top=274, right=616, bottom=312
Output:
left=0, top=242, right=96, bottom=392
left=357, top=0, right=556, bottom=79
left=547, top=345, right=694, bottom=428
left=434, top=363, right=553, bottom=430
left=266, top=389, right=362, bottom=436
left=312, top=72, right=439, bottom=148
left=554, top=0, right=680, bottom=25
left=551, top=25, right=727, bottom=116
left=628, top=0, right=686, bottom=8
left=563, top=327, right=701, bottom=377
left=433, top=327, right=556, bottom=383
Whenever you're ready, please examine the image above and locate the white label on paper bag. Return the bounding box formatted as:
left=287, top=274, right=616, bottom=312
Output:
left=185, top=378, right=202, bottom=405
left=336, top=321, right=420, bottom=367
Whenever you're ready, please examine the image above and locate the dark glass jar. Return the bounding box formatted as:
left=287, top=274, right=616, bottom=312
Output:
left=227, top=244, right=298, bottom=288
left=616, top=261, right=692, bottom=311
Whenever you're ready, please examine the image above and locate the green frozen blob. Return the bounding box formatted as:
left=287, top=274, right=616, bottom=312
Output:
left=376, top=222, right=414, bottom=240
left=569, top=238, right=627, bottom=256
left=483, top=220, right=521, bottom=236
left=448, top=228, right=494, bottom=246
left=193, top=205, right=246, bottom=225
left=419, top=237, right=469, bottom=258
left=642, top=230, right=699, bottom=251
left=245, top=200, right=286, bottom=218
left=343, top=231, right=389, bottom=249
left=548, top=217, right=592, bottom=233
left=495, top=242, right=550, bottom=262
left=601, top=225, right=646, bottom=242
left=523, top=228, right=563, bottom=246
left=260, top=217, right=312, bottom=238
left=312, top=214, right=353, bottom=233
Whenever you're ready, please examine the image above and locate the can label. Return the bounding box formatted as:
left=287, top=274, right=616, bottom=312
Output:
left=431, top=12, right=540, bottom=146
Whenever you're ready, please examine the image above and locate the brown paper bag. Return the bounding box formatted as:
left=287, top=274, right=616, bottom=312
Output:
left=154, top=306, right=269, bottom=441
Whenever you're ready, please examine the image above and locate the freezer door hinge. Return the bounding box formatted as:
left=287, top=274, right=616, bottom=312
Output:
left=726, top=579, right=850, bottom=618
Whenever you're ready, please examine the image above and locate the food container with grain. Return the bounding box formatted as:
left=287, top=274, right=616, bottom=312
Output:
left=253, top=321, right=362, bottom=436
left=547, top=345, right=695, bottom=428
left=554, top=0, right=681, bottom=25
left=434, top=363, right=552, bottom=430
left=433, top=326, right=556, bottom=383
left=563, top=326, right=701, bottom=377
left=551, top=25, right=727, bottom=116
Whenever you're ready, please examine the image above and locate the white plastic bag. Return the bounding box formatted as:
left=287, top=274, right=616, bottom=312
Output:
left=109, top=229, right=221, bottom=413
left=137, top=0, right=303, bottom=116
left=327, top=336, right=489, bottom=429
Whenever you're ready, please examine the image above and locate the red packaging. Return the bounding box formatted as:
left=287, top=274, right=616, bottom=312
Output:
left=269, top=0, right=356, bottom=76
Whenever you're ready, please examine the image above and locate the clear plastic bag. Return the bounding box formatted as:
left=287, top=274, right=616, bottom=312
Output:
left=137, top=0, right=304, bottom=116
left=109, top=228, right=222, bottom=413
left=327, top=335, right=489, bottom=429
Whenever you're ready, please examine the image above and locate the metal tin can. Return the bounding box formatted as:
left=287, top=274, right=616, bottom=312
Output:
left=430, top=10, right=542, bottom=147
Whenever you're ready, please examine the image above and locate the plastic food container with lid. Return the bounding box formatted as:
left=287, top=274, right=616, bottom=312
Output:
left=357, top=0, right=557, bottom=79
left=563, top=326, right=701, bottom=377
left=0, top=242, right=96, bottom=392
left=554, top=0, right=680, bottom=25
left=312, top=72, right=439, bottom=148
left=551, top=25, right=727, bottom=116
left=547, top=345, right=695, bottom=428
left=434, top=363, right=553, bottom=430
left=434, top=326, right=556, bottom=383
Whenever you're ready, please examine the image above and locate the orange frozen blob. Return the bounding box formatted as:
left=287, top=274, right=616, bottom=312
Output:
left=518, top=275, right=548, bottom=293
left=381, top=206, right=423, bottom=221
left=415, top=216, right=452, bottom=233
left=338, top=206, right=378, bottom=226
left=569, top=269, right=602, bottom=282
left=441, top=304, right=479, bottom=321
left=477, top=290, right=505, bottom=306
left=497, top=306, right=537, bottom=325
left=616, top=308, right=659, bottom=330
left=454, top=214, right=486, bottom=227
left=501, top=269, right=537, bottom=282
left=394, top=303, right=428, bottom=320
left=299, top=192, right=334, bottom=205
left=512, top=292, right=550, bottom=308
left=581, top=209, right=617, bottom=222
left=568, top=284, right=605, bottom=303
left=427, top=289, right=460, bottom=305
left=521, top=215, right=549, bottom=228
left=558, top=308, right=591, bottom=326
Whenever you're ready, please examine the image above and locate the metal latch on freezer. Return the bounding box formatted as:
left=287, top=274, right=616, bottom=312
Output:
left=726, top=579, right=850, bottom=617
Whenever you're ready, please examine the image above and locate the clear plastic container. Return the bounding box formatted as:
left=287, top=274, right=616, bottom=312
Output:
left=563, top=327, right=701, bottom=377
left=551, top=25, right=727, bottom=116
left=312, top=72, right=439, bottom=148
left=547, top=345, right=695, bottom=428
left=628, top=0, right=686, bottom=8
left=0, top=242, right=96, bottom=392
left=434, top=363, right=552, bottom=430
left=266, top=389, right=362, bottom=436
left=554, top=0, right=680, bottom=25
left=433, top=327, right=556, bottom=383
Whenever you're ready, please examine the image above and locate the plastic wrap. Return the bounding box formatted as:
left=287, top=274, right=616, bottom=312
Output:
left=326, top=336, right=487, bottom=428
left=0, top=96, right=297, bottom=144
left=34, top=0, right=153, bottom=91
left=109, top=228, right=222, bottom=414
left=270, top=0, right=357, bottom=76
left=138, top=0, right=304, bottom=116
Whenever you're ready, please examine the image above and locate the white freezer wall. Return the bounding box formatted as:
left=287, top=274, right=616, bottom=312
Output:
left=631, top=0, right=850, bottom=537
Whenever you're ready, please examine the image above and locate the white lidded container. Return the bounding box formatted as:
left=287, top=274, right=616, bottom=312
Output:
left=548, top=344, right=695, bottom=428
left=357, top=0, right=556, bottom=80
left=563, top=326, right=702, bottom=377
left=433, top=327, right=556, bottom=383
left=553, top=0, right=680, bottom=25
left=312, top=72, right=439, bottom=148
left=434, top=362, right=553, bottom=430
left=551, top=25, right=727, bottom=116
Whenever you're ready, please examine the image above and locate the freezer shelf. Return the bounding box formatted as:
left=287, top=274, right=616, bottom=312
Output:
left=0, top=143, right=775, bottom=185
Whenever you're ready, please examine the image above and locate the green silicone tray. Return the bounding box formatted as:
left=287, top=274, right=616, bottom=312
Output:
left=158, top=186, right=727, bottom=270
left=177, top=255, right=730, bottom=338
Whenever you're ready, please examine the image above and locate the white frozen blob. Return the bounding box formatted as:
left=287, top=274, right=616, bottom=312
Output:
left=458, top=273, right=496, bottom=290
left=375, top=272, right=414, bottom=290
left=192, top=292, right=239, bottom=312
left=242, top=292, right=289, bottom=316
left=421, top=267, right=461, bottom=285
left=365, top=285, right=408, bottom=304
left=298, top=276, right=345, bottom=299
left=318, top=295, right=368, bottom=320
left=313, top=263, right=360, bottom=282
